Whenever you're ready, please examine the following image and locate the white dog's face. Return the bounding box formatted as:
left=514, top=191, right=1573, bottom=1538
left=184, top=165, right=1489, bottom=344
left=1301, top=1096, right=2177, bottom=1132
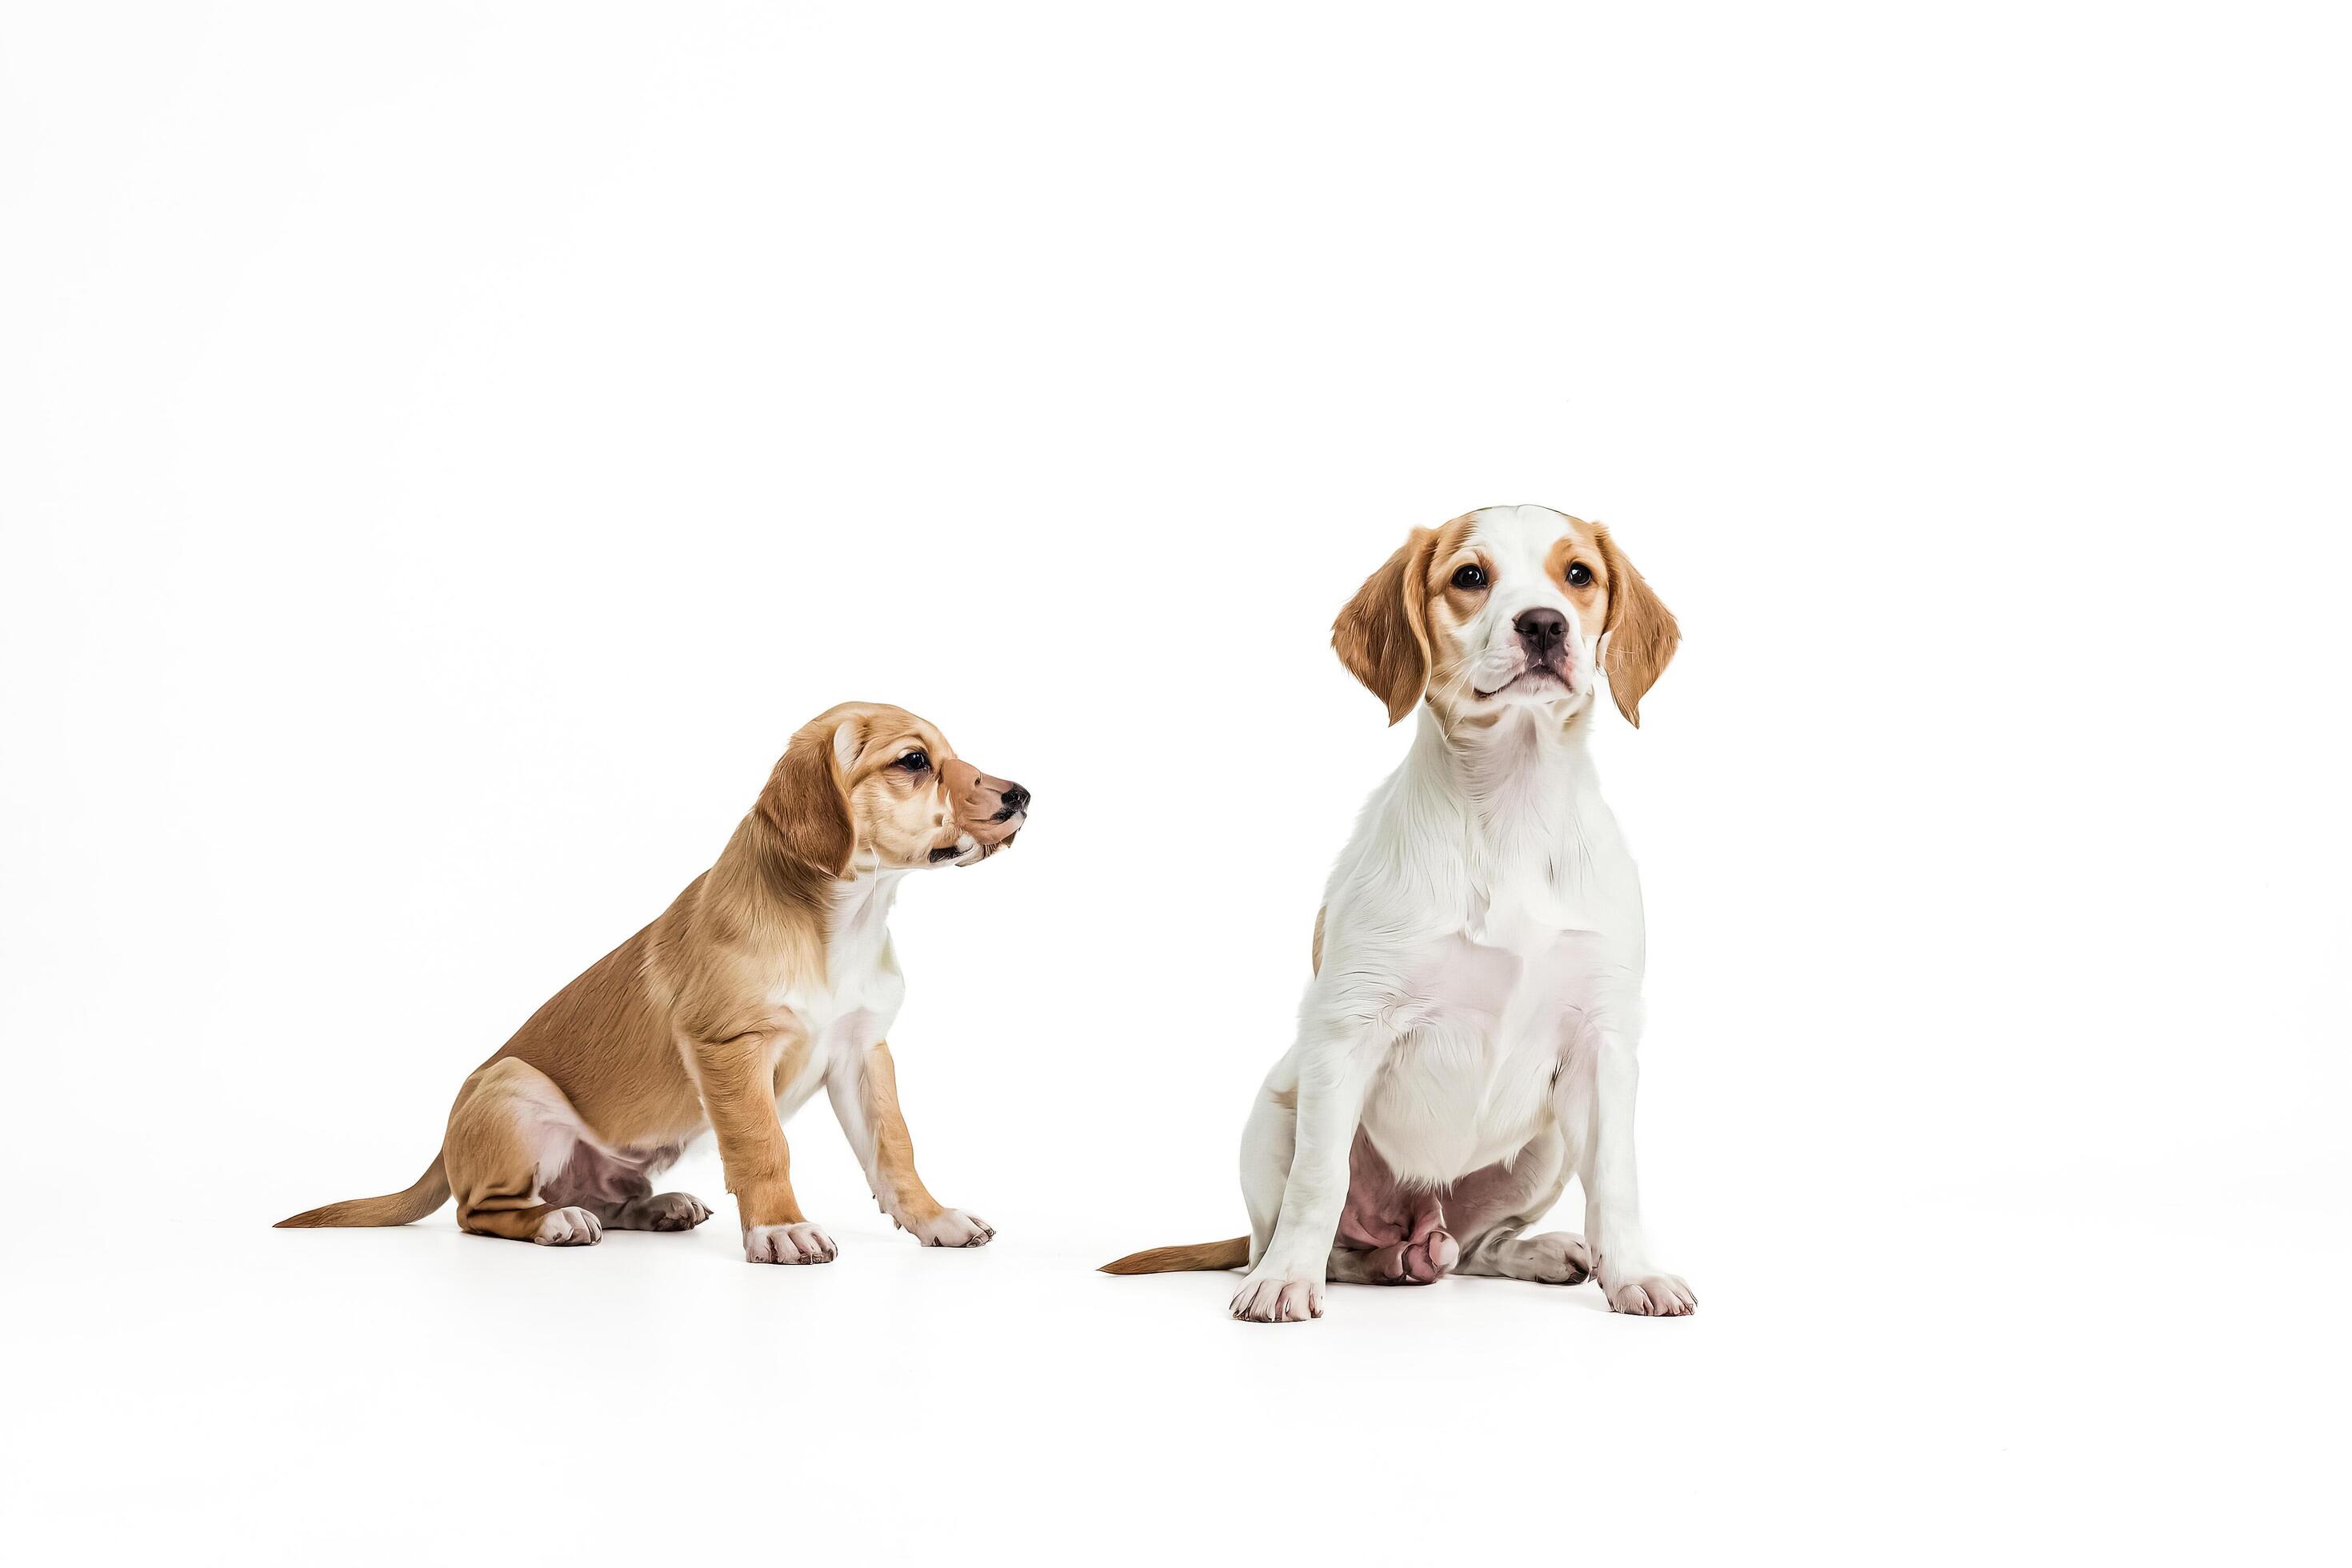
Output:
left=1333, top=504, right=1679, bottom=730
left=1434, top=504, right=1608, bottom=718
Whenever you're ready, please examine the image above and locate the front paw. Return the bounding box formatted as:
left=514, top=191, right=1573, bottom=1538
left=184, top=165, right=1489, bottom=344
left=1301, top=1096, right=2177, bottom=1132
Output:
left=1605, top=1272, right=1696, bottom=1316
left=1230, top=1270, right=1324, bottom=1323
left=744, top=1222, right=837, bottom=1265
left=905, top=1209, right=994, bottom=1249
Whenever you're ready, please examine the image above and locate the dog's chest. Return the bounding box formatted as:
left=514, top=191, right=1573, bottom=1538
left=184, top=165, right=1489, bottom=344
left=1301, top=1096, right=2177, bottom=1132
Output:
left=1362, top=863, right=1634, bottom=1181
left=763, top=943, right=903, bottom=1114
left=773, top=956, right=903, bottom=1046
left=767, top=879, right=908, bottom=1061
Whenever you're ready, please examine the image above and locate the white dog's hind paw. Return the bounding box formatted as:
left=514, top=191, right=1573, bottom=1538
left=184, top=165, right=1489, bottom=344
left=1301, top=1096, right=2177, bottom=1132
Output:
left=906, top=1209, right=994, bottom=1248
left=1230, top=1271, right=1323, bottom=1323
left=744, top=1222, right=838, bottom=1265
left=533, top=1206, right=603, bottom=1246
left=1510, top=1230, right=1595, bottom=1285
left=1606, top=1273, right=1696, bottom=1316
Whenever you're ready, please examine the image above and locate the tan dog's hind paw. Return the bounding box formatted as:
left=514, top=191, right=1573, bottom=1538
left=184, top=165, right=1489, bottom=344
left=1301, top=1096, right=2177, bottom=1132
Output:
left=533, top=1206, right=604, bottom=1246
left=610, top=1192, right=712, bottom=1232
left=1605, top=1273, right=1696, bottom=1316
left=744, top=1222, right=837, bottom=1265
left=906, top=1209, right=994, bottom=1248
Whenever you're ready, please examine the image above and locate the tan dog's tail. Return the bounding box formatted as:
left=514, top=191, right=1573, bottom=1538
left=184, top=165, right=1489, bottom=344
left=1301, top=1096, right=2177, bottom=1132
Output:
left=274, top=1154, right=450, bottom=1229
left=1098, top=1237, right=1250, bottom=1274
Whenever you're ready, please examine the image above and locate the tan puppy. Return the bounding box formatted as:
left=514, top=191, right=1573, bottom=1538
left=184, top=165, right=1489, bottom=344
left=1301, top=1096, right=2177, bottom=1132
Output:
left=278, top=702, right=1030, bottom=1262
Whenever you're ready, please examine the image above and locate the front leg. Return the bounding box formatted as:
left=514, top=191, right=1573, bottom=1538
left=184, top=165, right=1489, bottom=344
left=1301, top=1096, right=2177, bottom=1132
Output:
left=690, top=1029, right=836, bottom=1265
left=1575, top=1024, right=1694, bottom=1316
left=826, top=1041, right=992, bottom=1249
left=1230, top=1019, right=1383, bottom=1323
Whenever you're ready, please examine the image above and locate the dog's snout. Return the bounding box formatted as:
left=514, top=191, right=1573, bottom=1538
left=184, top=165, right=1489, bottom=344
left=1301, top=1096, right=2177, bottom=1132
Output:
left=946, top=758, right=1029, bottom=840
left=1514, top=608, right=1568, bottom=654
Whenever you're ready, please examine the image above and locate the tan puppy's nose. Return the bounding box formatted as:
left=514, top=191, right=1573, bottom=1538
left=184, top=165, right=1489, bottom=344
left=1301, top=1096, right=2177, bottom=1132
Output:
left=942, top=758, right=1030, bottom=846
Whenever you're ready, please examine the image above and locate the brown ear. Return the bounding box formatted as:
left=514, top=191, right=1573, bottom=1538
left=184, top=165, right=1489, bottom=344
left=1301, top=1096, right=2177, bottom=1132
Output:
left=1594, top=523, right=1679, bottom=727
left=759, top=715, right=856, bottom=877
left=1332, top=528, right=1438, bottom=725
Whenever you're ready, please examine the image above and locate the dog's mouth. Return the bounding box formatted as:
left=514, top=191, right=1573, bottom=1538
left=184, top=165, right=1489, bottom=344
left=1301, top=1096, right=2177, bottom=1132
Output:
left=929, top=815, right=1024, bottom=866
left=1474, top=664, right=1572, bottom=699
left=964, top=806, right=1026, bottom=846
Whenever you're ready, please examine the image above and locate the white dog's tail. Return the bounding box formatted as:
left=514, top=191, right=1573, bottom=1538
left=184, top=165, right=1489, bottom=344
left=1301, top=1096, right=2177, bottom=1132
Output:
left=1098, top=1236, right=1249, bottom=1274
left=274, top=1154, right=450, bottom=1229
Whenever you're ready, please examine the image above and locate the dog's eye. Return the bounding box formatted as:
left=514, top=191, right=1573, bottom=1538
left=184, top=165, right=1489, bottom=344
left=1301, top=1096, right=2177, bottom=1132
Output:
left=1450, top=564, right=1489, bottom=590
left=898, top=751, right=929, bottom=773
left=1566, top=562, right=1593, bottom=588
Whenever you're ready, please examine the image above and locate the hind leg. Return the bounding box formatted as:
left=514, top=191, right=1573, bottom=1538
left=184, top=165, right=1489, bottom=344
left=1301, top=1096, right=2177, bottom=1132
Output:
left=1330, top=1130, right=1459, bottom=1284
left=1327, top=1220, right=1458, bottom=1285
left=602, top=1192, right=712, bottom=1231
left=444, top=1058, right=606, bottom=1246
left=1450, top=1127, right=1594, bottom=1286
left=540, top=1138, right=710, bottom=1233
left=1461, top=1230, right=1594, bottom=1284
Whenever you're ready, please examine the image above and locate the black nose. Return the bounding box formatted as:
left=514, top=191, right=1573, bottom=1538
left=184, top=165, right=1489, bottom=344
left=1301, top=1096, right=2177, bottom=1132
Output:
left=1514, top=608, right=1568, bottom=652
left=999, top=783, right=1030, bottom=814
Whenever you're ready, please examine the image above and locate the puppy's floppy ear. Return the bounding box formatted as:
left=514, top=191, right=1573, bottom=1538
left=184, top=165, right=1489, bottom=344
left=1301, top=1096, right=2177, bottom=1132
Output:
left=760, top=715, right=857, bottom=877
left=1333, top=528, right=1438, bottom=725
left=1594, top=523, right=1679, bottom=727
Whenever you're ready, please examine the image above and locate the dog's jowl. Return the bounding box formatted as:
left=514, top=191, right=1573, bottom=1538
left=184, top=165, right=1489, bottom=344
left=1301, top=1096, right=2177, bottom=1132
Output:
left=1103, top=505, right=1696, bottom=1322
left=278, top=702, right=1030, bottom=1262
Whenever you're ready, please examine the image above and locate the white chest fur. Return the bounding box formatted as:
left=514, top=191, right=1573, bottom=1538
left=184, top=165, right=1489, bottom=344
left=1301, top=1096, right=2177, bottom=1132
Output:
left=1330, top=711, right=1646, bottom=1182
left=766, top=874, right=909, bottom=1107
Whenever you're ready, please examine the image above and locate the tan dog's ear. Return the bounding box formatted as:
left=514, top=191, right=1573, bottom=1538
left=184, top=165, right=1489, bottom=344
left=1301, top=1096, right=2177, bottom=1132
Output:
left=1594, top=524, right=1679, bottom=727
left=1333, top=528, right=1438, bottom=725
left=760, top=716, right=856, bottom=877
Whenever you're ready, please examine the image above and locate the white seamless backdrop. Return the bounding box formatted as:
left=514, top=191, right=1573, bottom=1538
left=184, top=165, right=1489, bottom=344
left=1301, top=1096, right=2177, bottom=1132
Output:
left=3, top=4, right=2345, bottom=1565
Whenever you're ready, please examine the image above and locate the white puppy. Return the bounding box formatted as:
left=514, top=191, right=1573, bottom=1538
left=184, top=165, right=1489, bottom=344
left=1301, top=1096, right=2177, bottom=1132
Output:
left=1103, top=505, right=1692, bottom=1323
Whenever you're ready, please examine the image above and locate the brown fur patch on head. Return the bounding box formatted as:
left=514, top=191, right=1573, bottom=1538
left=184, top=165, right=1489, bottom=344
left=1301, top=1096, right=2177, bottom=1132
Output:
left=1544, top=530, right=1607, bottom=629
left=760, top=711, right=858, bottom=877
left=1590, top=523, right=1679, bottom=726
left=1334, top=518, right=1480, bottom=724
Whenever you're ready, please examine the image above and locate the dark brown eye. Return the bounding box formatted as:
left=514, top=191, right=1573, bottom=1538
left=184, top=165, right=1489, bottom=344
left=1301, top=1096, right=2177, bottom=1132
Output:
left=1450, top=563, right=1489, bottom=590
left=898, top=751, right=929, bottom=773
left=1566, top=562, right=1594, bottom=588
